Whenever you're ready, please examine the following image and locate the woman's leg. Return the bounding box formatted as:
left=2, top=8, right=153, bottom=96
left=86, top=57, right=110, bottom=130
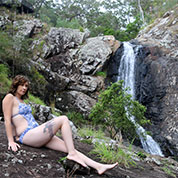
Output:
left=45, top=136, right=118, bottom=175
left=22, top=116, right=87, bottom=167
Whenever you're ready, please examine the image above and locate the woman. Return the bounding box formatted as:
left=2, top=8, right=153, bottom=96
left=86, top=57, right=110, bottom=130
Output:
left=2, top=75, right=118, bottom=175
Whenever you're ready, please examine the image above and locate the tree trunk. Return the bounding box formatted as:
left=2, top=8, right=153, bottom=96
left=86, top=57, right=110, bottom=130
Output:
left=138, top=0, right=145, bottom=24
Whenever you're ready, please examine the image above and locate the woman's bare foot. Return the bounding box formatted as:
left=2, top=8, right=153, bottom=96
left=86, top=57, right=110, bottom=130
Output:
left=97, top=162, right=118, bottom=175
left=67, top=151, right=87, bottom=167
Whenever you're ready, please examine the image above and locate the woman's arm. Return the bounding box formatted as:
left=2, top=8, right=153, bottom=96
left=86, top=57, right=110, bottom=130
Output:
left=2, top=94, right=20, bottom=151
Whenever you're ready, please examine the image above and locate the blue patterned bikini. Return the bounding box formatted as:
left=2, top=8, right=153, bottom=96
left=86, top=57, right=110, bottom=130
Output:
left=12, top=97, right=39, bottom=144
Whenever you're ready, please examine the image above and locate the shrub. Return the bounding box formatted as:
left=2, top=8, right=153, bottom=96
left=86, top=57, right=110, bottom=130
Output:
left=89, top=80, right=149, bottom=141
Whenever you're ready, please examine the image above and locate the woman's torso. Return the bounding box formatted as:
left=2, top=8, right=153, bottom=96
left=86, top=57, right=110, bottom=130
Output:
left=11, top=96, right=37, bottom=137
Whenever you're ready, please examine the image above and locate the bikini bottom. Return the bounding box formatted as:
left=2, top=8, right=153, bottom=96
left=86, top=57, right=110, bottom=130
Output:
left=19, top=125, right=38, bottom=144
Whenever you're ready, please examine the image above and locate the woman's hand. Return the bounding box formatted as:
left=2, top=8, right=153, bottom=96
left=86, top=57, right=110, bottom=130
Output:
left=8, top=141, right=20, bottom=152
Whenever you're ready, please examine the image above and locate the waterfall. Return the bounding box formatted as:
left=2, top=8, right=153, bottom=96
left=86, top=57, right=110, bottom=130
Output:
left=118, top=42, right=163, bottom=156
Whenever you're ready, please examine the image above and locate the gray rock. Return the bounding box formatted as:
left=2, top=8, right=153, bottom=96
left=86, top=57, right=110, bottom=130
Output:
left=13, top=19, right=43, bottom=38
left=77, top=36, right=112, bottom=75
left=68, top=75, right=104, bottom=94
left=42, top=27, right=90, bottom=58
left=55, top=91, right=96, bottom=117
left=32, top=103, right=52, bottom=122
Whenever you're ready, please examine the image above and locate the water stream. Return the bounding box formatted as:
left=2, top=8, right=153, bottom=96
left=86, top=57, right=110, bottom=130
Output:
left=117, top=42, right=163, bottom=156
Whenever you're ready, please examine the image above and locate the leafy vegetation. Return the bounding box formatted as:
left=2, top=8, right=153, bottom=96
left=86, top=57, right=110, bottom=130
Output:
left=89, top=80, right=149, bottom=140
left=78, top=126, right=136, bottom=167
left=95, top=71, right=107, bottom=77
left=0, top=64, right=11, bottom=93
left=25, top=93, right=46, bottom=106
left=90, top=142, right=136, bottom=167
left=78, top=127, right=106, bottom=140
left=25, top=0, right=178, bottom=42
left=66, top=111, right=87, bottom=127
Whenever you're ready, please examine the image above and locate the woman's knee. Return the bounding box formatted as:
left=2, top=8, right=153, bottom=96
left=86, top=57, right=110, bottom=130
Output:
left=55, top=115, right=69, bottom=125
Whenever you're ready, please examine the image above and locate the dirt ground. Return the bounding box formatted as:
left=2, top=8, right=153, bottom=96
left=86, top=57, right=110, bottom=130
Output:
left=0, top=121, right=178, bottom=178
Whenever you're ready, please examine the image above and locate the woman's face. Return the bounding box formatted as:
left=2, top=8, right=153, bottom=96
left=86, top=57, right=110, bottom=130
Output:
left=15, top=82, right=29, bottom=97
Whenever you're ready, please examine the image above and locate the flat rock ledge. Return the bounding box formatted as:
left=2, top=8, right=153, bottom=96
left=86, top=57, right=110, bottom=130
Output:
left=0, top=121, right=178, bottom=178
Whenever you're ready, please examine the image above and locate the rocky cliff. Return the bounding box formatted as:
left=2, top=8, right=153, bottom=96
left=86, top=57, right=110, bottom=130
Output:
left=135, top=6, right=178, bottom=157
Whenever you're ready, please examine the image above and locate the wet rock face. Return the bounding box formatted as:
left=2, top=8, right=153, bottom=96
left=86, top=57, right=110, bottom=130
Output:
left=106, top=43, right=124, bottom=84
left=134, top=45, right=178, bottom=157
left=135, top=6, right=178, bottom=157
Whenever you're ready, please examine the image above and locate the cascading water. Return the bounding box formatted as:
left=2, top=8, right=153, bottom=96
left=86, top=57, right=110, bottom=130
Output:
left=118, top=42, right=163, bottom=156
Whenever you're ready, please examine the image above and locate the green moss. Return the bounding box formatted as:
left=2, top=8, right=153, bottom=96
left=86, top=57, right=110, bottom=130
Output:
left=95, top=71, right=107, bottom=77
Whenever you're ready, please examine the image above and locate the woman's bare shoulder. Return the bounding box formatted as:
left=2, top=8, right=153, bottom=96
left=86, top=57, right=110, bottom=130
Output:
left=3, top=93, right=14, bottom=103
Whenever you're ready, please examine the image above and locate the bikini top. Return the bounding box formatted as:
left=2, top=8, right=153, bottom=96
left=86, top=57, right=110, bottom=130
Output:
left=11, top=97, right=32, bottom=118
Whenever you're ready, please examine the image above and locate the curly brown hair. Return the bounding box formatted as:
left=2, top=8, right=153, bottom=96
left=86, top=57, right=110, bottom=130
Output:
left=9, top=75, right=30, bottom=99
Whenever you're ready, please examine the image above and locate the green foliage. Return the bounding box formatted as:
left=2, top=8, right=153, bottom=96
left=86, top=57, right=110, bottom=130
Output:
left=24, top=93, right=46, bottom=116
left=136, top=151, right=147, bottom=159
left=25, top=93, right=46, bottom=106
left=51, top=108, right=61, bottom=117
left=90, top=16, right=142, bottom=41
left=0, top=64, right=11, bottom=93
left=95, top=71, right=107, bottom=77
left=79, top=27, right=84, bottom=32
left=66, top=111, right=86, bottom=127
left=0, top=30, right=14, bottom=62
left=24, top=0, right=177, bottom=41
left=89, top=80, right=149, bottom=140
left=90, top=142, right=136, bottom=167
left=56, top=17, right=82, bottom=30
left=58, top=156, right=67, bottom=163
left=38, top=40, right=45, bottom=51
left=28, top=67, right=47, bottom=97
left=0, top=29, right=33, bottom=76
left=115, top=16, right=142, bottom=41
left=78, top=127, right=106, bottom=140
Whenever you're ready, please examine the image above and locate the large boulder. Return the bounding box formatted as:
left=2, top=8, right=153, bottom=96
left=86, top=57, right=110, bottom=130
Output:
left=42, top=27, right=90, bottom=58
left=13, top=19, right=43, bottom=39
left=77, top=36, right=114, bottom=75
left=68, top=75, right=104, bottom=96
left=55, top=91, right=96, bottom=117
